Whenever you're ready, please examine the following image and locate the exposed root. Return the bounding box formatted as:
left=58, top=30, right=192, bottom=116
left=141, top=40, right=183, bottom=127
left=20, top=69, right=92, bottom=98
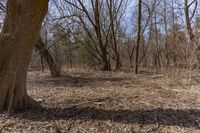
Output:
left=26, top=96, right=44, bottom=112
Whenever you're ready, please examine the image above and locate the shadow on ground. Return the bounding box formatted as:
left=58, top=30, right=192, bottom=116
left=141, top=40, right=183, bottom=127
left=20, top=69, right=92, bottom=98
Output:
left=37, top=75, right=132, bottom=87
left=17, top=105, right=200, bottom=129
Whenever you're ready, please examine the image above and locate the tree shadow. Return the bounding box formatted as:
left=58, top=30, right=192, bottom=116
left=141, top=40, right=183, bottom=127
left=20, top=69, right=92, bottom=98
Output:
left=38, top=75, right=131, bottom=87
left=19, top=106, right=200, bottom=129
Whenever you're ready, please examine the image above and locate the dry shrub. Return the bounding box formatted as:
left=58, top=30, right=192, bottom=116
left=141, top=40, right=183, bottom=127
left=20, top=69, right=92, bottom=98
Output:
left=163, top=41, right=200, bottom=88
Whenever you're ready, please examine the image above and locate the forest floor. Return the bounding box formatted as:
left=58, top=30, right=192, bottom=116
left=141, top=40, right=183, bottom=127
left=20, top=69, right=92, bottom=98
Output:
left=1, top=68, right=200, bottom=133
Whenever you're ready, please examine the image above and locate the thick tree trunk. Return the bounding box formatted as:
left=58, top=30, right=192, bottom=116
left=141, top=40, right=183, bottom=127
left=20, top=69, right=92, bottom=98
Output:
left=36, top=37, right=60, bottom=77
left=100, top=48, right=111, bottom=71
left=0, top=0, right=48, bottom=113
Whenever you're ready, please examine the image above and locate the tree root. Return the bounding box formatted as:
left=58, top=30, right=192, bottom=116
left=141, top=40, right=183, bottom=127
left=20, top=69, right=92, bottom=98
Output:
left=26, top=96, right=44, bottom=112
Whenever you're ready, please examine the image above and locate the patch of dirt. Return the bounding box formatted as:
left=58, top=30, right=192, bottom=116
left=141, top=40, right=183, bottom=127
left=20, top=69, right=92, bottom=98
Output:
left=1, top=68, right=200, bottom=133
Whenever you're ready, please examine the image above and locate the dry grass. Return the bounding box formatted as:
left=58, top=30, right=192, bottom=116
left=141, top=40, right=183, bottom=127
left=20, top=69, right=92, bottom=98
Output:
left=1, top=68, right=200, bottom=133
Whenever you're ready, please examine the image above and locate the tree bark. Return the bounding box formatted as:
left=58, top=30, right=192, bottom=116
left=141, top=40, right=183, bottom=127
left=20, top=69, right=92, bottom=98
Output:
left=0, top=0, right=48, bottom=113
left=94, top=0, right=110, bottom=71
left=36, top=37, right=60, bottom=77
left=184, top=0, right=195, bottom=41
left=135, top=0, right=142, bottom=74
left=108, top=0, right=121, bottom=70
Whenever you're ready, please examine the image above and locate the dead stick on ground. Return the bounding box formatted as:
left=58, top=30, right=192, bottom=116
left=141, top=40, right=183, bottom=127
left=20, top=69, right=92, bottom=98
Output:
left=61, top=97, right=110, bottom=109
left=66, top=97, right=110, bottom=131
left=67, top=107, right=90, bottom=131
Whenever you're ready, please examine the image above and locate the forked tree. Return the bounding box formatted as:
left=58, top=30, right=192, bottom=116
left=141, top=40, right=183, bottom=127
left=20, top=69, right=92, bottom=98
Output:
left=184, top=0, right=197, bottom=41
left=0, top=0, right=48, bottom=113
left=36, top=37, right=60, bottom=77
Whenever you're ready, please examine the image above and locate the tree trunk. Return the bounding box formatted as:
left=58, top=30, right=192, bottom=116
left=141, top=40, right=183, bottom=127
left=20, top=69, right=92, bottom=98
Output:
left=108, top=0, right=121, bottom=70
left=40, top=56, right=45, bottom=72
left=115, top=54, right=121, bottom=70
left=184, top=0, right=195, bottom=41
left=135, top=0, right=142, bottom=74
left=0, top=0, right=48, bottom=113
left=36, top=37, right=60, bottom=77
left=100, top=48, right=110, bottom=71
left=94, top=0, right=110, bottom=71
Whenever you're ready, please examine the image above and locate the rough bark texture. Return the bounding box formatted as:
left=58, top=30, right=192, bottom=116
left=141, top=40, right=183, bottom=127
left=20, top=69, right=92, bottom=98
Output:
left=0, top=0, right=48, bottom=113
left=36, top=37, right=60, bottom=77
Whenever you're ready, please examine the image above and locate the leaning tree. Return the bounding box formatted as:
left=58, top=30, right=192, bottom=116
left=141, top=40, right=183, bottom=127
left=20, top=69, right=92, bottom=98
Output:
left=0, top=0, right=48, bottom=113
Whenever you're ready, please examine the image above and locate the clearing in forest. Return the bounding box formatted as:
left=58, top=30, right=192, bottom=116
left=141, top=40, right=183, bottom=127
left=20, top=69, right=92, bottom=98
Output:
left=1, top=69, right=200, bottom=133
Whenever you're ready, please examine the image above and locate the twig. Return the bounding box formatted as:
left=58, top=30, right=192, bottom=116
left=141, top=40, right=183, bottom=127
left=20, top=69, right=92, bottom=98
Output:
left=59, top=97, right=110, bottom=109
left=66, top=98, right=109, bottom=131
left=67, top=107, right=89, bottom=131
left=147, top=122, right=160, bottom=132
